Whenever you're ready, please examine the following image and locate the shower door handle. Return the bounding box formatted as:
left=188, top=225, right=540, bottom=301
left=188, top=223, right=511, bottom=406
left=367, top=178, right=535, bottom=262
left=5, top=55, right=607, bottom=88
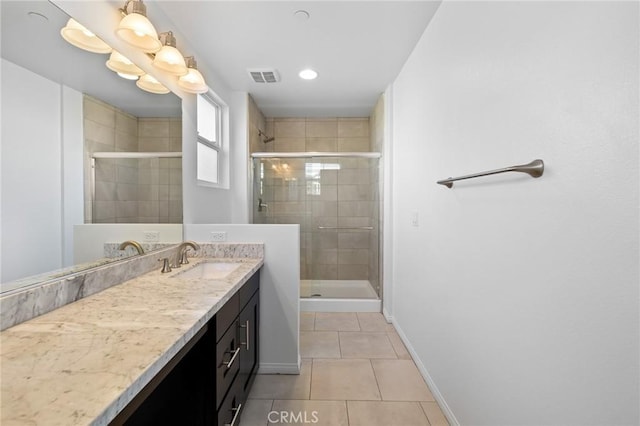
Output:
left=258, top=198, right=268, bottom=212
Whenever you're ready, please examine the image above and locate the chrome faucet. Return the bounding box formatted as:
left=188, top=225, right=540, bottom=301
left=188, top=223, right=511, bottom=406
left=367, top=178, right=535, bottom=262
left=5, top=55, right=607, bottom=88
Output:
left=177, top=241, right=200, bottom=265
left=118, top=240, right=144, bottom=255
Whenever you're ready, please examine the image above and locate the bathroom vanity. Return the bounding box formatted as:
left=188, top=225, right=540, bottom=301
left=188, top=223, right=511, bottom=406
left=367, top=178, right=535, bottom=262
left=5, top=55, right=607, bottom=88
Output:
left=0, top=254, right=263, bottom=426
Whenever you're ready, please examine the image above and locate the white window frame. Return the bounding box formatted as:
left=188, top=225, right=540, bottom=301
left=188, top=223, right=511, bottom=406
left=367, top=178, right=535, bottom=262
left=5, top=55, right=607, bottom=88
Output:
left=196, top=92, right=227, bottom=188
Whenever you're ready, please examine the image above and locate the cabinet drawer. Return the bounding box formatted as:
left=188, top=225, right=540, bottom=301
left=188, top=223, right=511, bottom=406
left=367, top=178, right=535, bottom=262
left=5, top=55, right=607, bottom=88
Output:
left=217, top=377, right=243, bottom=426
left=216, top=321, right=240, bottom=409
left=216, top=293, right=239, bottom=342
left=238, top=271, right=259, bottom=310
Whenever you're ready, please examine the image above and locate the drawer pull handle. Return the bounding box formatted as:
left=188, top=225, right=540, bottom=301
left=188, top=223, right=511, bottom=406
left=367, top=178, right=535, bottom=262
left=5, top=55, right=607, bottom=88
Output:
left=240, top=320, right=250, bottom=351
left=224, top=347, right=240, bottom=369
left=225, top=403, right=242, bottom=426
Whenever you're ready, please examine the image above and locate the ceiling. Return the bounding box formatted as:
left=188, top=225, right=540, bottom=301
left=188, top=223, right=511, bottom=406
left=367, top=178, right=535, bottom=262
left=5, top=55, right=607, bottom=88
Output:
left=156, top=1, right=441, bottom=117
left=1, top=1, right=441, bottom=118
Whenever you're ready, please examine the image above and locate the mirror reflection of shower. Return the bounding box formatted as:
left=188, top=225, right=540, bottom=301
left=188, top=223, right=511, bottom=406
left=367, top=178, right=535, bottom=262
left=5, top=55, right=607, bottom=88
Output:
left=258, top=129, right=275, bottom=143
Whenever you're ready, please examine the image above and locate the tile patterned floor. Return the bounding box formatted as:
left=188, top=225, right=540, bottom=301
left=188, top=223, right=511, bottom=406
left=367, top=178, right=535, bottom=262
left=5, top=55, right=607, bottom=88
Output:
left=240, top=312, right=450, bottom=426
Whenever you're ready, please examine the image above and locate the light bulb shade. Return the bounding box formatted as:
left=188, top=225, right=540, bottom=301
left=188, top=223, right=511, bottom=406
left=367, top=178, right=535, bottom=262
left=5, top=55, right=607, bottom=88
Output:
left=60, top=18, right=112, bottom=54
left=117, top=72, right=140, bottom=81
left=116, top=13, right=161, bottom=53
left=136, top=74, right=170, bottom=94
left=106, top=50, right=144, bottom=76
left=152, top=45, right=188, bottom=76
left=178, top=68, right=208, bottom=94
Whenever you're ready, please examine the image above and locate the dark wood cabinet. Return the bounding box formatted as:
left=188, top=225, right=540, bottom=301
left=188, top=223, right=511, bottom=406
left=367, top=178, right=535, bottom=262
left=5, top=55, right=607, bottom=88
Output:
left=111, top=269, right=260, bottom=426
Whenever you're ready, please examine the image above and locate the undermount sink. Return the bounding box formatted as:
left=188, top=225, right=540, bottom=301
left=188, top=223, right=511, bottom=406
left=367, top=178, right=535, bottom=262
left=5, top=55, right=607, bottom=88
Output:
left=173, top=262, right=241, bottom=280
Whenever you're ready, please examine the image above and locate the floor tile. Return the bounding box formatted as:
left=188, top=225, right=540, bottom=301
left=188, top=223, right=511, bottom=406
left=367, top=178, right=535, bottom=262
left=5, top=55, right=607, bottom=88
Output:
left=249, top=360, right=311, bottom=400
left=300, top=312, right=315, bottom=331
left=314, top=312, right=360, bottom=331
left=386, top=330, right=413, bottom=360
left=310, top=359, right=381, bottom=401
left=271, top=400, right=348, bottom=426
left=339, top=332, right=397, bottom=359
left=357, top=312, right=394, bottom=332
left=421, top=401, right=450, bottom=425
left=347, top=401, right=430, bottom=426
left=371, top=359, right=434, bottom=401
left=301, top=331, right=341, bottom=358
left=239, top=399, right=273, bottom=426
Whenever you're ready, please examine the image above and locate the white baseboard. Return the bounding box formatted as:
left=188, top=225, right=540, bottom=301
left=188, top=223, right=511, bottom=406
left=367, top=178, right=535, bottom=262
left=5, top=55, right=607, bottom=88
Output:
left=300, top=298, right=381, bottom=312
left=257, top=362, right=301, bottom=375
left=391, top=319, right=460, bottom=426
left=382, top=307, right=394, bottom=323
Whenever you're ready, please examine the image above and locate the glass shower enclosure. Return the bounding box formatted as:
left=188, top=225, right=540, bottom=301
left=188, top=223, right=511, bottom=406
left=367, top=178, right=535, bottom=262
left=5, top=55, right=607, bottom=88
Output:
left=251, top=153, right=381, bottom=302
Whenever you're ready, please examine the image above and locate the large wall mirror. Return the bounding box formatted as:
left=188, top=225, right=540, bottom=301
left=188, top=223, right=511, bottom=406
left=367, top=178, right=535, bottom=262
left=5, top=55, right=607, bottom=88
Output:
left=1, top=1, right=183, bottom=291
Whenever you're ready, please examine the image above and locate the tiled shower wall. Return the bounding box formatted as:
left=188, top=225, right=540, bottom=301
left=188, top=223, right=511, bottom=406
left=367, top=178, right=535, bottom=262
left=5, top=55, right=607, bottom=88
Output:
left=83, top=96, right=182, bottom=223
left=248, top=100, right=380, bottom=292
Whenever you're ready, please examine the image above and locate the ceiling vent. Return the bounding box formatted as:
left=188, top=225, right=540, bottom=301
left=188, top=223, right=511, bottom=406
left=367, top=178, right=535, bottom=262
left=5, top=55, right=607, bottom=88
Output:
left=248, top=69, right=280, bottom=83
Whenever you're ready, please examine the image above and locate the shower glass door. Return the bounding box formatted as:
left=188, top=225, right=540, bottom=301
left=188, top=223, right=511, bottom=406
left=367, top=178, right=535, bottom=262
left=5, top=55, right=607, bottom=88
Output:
left=252, top=154, right=380, bottom=299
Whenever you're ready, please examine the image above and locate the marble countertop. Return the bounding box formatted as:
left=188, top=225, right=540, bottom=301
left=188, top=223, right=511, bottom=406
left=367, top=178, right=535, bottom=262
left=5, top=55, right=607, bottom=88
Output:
left=0, top=257, right=263, bottom=426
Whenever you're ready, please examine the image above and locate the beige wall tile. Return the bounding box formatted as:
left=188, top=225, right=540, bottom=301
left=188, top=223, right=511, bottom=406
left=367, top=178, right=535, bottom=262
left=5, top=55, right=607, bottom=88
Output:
left=308, top=264, right=338, bottom=280
left=337, top=249, right=369, bottom=265
left=84, top=97, right=115, bottom=128
left=347, top=401, right=429, bottom=426
left=338, top=168, right=370, bottom=185
left=138, top=119, right=170, bottom=138
left=306, top=137, right=337, bottom=152
left=115, top=111, right=137, bottom=136
left=338, top=232, right=369, bottom=249
left=338, top=184, right=372, bottom=201
left=94, top=181, right=116, bottom=201
left=85, top=120, right=115, bottom=147
left=116, top=183, right=138, bottom=201
left=115, top=131, right=137, bottom=152
left=307, top=184, right=337, bottom=202
left=338, top=137, right=370, bottom=152
left=337, top=264, right=368, bottom=280
left=275, top=120, right=306, bottom=138
left=139, top=137, right=169, bottom=152
left=306, top=120, right=338, bottom=138
left=338, top=119, right=369, bottom=138
left=94, top=201, right=115, bottom=220
left=274, top=137, right=306, bottom=152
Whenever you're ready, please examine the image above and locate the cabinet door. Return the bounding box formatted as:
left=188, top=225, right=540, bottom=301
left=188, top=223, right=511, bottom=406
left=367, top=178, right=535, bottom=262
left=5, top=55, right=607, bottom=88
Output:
left=238, top=290, right=259, bottom=398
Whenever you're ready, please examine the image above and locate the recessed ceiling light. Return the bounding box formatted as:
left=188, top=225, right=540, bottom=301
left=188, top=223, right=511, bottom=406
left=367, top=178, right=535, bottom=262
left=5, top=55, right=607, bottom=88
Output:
left=299, top=69, right=318, bottom=80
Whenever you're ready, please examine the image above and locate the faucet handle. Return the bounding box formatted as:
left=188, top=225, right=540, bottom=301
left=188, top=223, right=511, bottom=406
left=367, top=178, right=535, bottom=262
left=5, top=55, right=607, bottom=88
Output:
left=180, top=250, right=191, bottom=265
left=158, top=258, right=172, bottom=273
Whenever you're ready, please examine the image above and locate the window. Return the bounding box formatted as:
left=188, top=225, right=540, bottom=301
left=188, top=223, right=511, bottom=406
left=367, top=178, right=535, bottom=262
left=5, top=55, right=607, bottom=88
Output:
left=196, top=94, right=221, bottom=184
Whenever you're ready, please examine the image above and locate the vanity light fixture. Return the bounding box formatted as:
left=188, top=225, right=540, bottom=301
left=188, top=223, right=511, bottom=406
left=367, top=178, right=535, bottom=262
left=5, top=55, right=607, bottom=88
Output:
left=177, top=57, right=209, bottom=94
left=136, top=73, right=170, bottom=94
left=116, top=0, right=162, bottom=53
left=152, top=32, right=188, bottom=76
left=299, top=68, right=318, bottom=80
left=60, top=18, right=112, bottom=54
left=106, top=50, right=145, bottom=79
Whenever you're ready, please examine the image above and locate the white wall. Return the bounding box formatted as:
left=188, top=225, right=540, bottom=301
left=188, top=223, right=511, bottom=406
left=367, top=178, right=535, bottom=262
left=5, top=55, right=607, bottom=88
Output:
left=185, top=224, right=300, bottom=374
left=1, top=59, right=83, bottom=282
left=389, top=2, right=638, bottom=425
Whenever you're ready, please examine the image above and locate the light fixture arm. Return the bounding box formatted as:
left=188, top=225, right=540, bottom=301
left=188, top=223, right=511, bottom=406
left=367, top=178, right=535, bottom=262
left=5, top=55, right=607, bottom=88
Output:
left=122, top=0, right=147, bottom=16
left=159, top=31, right=178, bottom=48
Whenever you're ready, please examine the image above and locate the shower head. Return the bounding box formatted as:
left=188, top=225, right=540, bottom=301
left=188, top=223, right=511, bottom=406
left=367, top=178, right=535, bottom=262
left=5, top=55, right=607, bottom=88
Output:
left=258, top=129, right=275, bottom=143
